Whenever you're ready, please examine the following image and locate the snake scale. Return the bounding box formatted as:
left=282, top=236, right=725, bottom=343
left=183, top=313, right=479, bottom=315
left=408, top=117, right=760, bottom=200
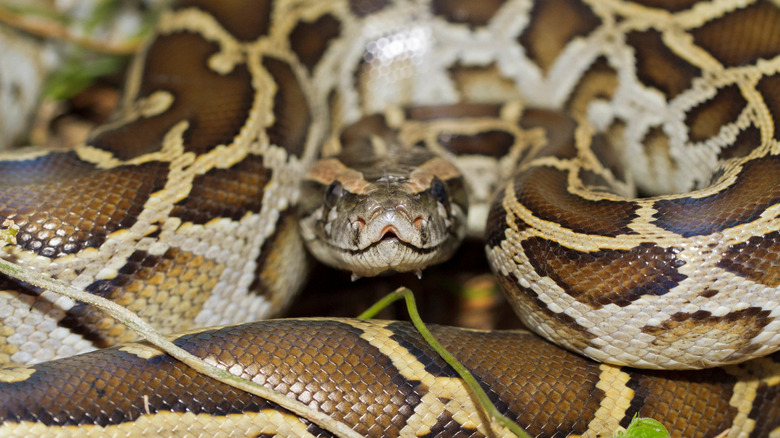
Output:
left=1, top=0, right=780, bottom=436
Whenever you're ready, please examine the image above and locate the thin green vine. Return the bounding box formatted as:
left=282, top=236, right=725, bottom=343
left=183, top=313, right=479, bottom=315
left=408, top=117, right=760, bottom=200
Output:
left=358, top=287, right=533, bottom=438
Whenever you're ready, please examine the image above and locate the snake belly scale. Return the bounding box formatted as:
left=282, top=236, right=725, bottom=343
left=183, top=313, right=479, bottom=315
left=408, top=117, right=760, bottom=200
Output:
left=0, top=0, right=779, bottom=436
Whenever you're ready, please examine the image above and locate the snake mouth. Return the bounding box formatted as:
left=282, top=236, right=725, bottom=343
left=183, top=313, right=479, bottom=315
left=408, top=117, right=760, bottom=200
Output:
left=376, top=225, right=403, bottom=244
left=344, top=240, right=447, bottom=277
left=303, top=229, right=453, bottom=278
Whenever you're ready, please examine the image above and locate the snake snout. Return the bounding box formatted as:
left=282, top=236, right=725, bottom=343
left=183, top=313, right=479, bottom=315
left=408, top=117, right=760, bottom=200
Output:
left=360, top=207, right=420, bottom=246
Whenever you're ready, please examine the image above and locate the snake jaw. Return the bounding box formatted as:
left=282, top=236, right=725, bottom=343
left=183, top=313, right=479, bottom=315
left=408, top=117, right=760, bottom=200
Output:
left=301, top=194, right=466, bottom=277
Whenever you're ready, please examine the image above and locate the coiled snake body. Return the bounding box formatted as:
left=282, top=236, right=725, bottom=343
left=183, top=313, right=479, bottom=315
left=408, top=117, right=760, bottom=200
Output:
left=1, top=0, right=780, bottom=436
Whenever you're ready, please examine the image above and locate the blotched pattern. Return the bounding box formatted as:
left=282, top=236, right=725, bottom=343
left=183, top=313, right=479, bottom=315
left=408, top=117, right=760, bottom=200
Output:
left=0, top=0, right=779, bottom=436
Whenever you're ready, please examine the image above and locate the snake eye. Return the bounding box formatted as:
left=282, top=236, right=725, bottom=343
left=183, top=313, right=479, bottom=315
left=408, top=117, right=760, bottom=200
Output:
left=324, top=181, right=344, bottom=209
left=429, top=177, right=448, bottom=205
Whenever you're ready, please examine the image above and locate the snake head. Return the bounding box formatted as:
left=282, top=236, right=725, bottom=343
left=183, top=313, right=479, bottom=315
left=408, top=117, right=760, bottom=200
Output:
left=298, top=149, right=468, bottom=277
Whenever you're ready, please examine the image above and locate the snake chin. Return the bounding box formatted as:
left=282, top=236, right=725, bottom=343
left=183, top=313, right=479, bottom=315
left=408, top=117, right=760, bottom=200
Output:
left=301, top=214, right=465, bottom=277
left=336, top=240, right=456, bottom=277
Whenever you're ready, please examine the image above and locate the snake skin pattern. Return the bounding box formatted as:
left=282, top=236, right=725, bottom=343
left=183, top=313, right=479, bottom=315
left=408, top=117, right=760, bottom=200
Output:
left=1, top=0, right=780, bottom=436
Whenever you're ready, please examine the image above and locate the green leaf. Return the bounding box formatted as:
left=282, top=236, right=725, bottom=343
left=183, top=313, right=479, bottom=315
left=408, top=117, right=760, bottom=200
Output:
left=613, top=416, right=670, bottom=438
left=43, top=53, right=127, bottom=100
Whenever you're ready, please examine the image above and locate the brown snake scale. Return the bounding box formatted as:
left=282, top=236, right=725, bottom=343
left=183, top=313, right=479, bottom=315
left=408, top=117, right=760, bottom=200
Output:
left=1, top=0, right=780, bottom=436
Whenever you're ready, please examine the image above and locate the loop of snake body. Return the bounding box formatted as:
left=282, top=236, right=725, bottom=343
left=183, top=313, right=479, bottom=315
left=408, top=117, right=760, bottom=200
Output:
left=1, top=0, right=779, bottom=436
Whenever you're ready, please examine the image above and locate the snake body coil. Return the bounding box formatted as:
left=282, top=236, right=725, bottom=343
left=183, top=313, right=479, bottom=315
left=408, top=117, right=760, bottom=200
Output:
left=1, top=0, right=779, bottom=436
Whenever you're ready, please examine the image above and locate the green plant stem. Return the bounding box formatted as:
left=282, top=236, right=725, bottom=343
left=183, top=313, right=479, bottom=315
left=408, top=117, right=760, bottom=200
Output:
left=359, top=287, right=532, bottom=438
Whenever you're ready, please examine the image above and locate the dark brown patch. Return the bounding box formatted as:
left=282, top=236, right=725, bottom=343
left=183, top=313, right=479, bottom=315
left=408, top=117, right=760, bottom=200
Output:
left=577, top=169, right=611, bottom=193
left=565, top=57, right=619, bottom=115
left=517, top=0, right=601, bottom=72
left=339, top=113, right=396, bottom=149
left=519, top=109, right=578, bottom=160
left=522, top=238, right=686, bottom=308
left=642, top=126, right=671, bottom=163
left=756, top=74, right=780, bottom=141
left=514, top=166, right=639, bottom=236
left=263, top=58, right=311, bottom=158
left=171, top=154, right=270, bottom=224
left=626, top=29, right=701, bottom=99
left=652, top=155, right=780, bottom=237
left=624, top=367, right=737, bottom=437
left=684, top=85, right=747, bottom=143
left=431, top=0, right=505, bottom=27
left=627, top=0, right=700, bottom=12
left=0, top=152, right=97, bottom=187
left=404, top=103, right=502, bottom=121
left=718, top=230, right=780, bottom=287
left=698, top=289, right=719, bottom=298
left=249, top=209, right=307, bottom=299
left=746, top=369, right=780, bottom=438
left=485, top=188, right=515, bottom=248
left=642, top=308, right=772, bottom=362
left=90, top=33, right=255, bottom=159
left=0, top=161, right=168, bottom=258
left=589, top=133, right=626, bottom=183
left=497, top=273, right=596, bottom=359
left=438, top=130, right=515, bottom=157
left=718, top=126, right=762, bottom=161
left=348, top=0, right=390, bottom=17
left=174, top=0, right=272, bottom=41
left=691, top=0, right=780, bottom=67
left=289, top=14, right=342, bottom=73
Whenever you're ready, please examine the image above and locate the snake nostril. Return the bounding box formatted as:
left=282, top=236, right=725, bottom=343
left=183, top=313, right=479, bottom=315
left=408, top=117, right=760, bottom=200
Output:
left=351, top=217, right=366, bottom=232
left=413, top=217, right=426, bottom=230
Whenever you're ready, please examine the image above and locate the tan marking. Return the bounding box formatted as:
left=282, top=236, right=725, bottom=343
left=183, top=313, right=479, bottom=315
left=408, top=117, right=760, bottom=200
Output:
left=0, top=410, right=317, bottom=438
left=448, top=64, right=522, bottom=102
left=571, top=364, right=633, bottom=437
left=252, top=211, right=310, bottom=310
left=0, top=366, right=35, bottom=383
left=119, top=344, right=164, bottom=360
left=406, top=157, right=462, bottom=192
left=305, top=158, right=372, bottom=194
left=723, top=356, right=780, bottom=437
